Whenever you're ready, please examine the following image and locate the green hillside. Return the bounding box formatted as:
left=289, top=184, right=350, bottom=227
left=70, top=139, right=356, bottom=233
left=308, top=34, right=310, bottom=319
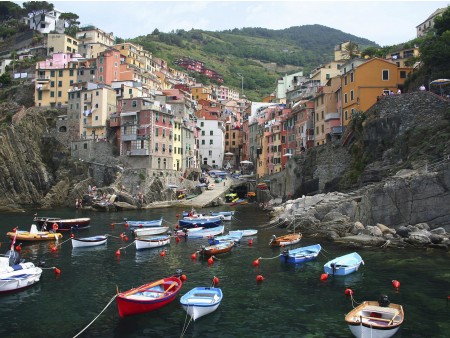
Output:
left=130, top=24, right=378, bottom=101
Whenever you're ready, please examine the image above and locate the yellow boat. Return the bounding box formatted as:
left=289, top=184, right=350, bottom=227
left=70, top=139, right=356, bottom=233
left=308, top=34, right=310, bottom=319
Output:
left=7, top=224, right=62, bottom=242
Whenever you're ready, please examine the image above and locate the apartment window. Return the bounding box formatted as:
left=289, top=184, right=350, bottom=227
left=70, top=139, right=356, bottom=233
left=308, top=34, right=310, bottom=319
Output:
left=350, top=72, right=354, bottom=82
left=344, top=75, right=348, bottom=86
left=202, top=131, right=205, bottom=136
left=350, top=90, right=354, bottom=101
left=345, top=111, right=348, bottom=121
left=210, top=130, right=213, bottom=136
left=209, top=140, right=213, bottom=145
left=50, top=81, right=55, bottom=88
left=50, top=91, right=55, bottom=98
left=344, top=93, right=348, bottom=103
left=58, top=70, right=63, bottom=77
left=200, top=122, right=204, bottom=127
left=202, top=140, right=205, bottom=145
left=155, top=142, right=158, bottom=152
left=316, top=126, right=319, bottom=135
left=382, top=70, right=389, bottom=81
left=155, top=128, right=159, bottom=136
left=50, top=70, right=55, bottom=77
left=96, top=91, right=99, bottom=96
left=321, top=125, right=324, bottom=133
left=321, top=111, right=324, bottom=119
left=69, top=69, right=74, bottom=76
left=58, top=91, right=62, bottom=98
left=132, top=100, right=137, bottom=107
left=209, top=150, right=212, bottom=156
left=400, top=71, right=406, bottom=79
left=58, top=81, right=62, bottom=87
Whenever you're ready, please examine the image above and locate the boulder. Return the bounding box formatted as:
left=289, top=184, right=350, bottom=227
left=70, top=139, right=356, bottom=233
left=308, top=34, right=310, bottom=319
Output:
left=376, top=223, right=396, bottom=235
left=406, top=232, right=431, bottom=246
left=396, top=226, right=411, bottom=238
left=430, top=227, right=447, bottom=235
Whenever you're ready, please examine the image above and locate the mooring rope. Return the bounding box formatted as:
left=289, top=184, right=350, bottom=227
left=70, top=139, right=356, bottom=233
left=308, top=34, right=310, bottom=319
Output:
left=257, top=254, right=282, bottom=261
left=117, top=240, right=136, bottom=251
left=73, top=294, right=118, bottom=338
left=180, top=305, right=194, bottom=338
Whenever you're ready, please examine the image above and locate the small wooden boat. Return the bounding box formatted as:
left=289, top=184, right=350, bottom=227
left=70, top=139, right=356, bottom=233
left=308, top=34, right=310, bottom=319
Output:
left=200, top=240, right=234, bottom=256
left=177, top=226, right=224, bottom=239
left=0, top=250, right=42, bottom=293
left=183, top=215, right=222, bottom=222
left=269, top=233, right=302, bottom=247
left=71, top=235, right=108, bottom=248
left=229, top=229, right=257, bottom=237
left=280, top=244, right=322, bottom=264
left=132, top=226, right=169, bottom=237
left=345, top=295, right=404, bottom=338
left=178, top=218, right=222, bottom=229
left=324, top=252, right=364, bottom=276
left=6, top=224, right=62, bottom=242
left=125, top=218, right=163, bottom=228
left=116, top=275, right=183, bottom=318
left=180, top=286, right=223, bottom=321
left=135, top=235, right=171, bottom=251
left=33, top=216, right=91, bottom=232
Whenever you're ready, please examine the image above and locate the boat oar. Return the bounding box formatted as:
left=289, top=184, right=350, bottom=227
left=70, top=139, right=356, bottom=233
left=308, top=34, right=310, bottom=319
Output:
left=120, top=280, right=162, bottom=297
left=163, top=282, right=178, bottom=294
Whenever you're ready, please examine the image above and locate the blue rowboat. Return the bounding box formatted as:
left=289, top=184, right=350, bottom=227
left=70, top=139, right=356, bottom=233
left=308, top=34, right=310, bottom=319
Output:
left=229, top=229, right=257, bottom=237
left=178, top=218, right=222, bottom=229
left=180, top=286, right=223, bottom=321
left=280, top=244, right=321, bottom=264
left=177, top=226, right=224, bottom=239
left=208, top=231, right=243, bottom=245
left=125, top=218, right=163, bottom=228
left=71, top=235, right=108, bottom=248
left=324, top=252, right=364, bottom=276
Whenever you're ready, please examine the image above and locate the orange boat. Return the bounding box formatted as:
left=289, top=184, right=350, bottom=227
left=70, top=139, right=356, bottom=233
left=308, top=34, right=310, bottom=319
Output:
left=6, top=224, right=62, bottom=242
left=200, top=240, right=234, bottom=256
left=269, top=233, right=302, bottom=247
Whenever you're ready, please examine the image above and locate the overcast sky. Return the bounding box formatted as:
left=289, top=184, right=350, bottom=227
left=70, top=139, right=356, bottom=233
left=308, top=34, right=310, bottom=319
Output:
left=17, top=1, right=449, bottom=46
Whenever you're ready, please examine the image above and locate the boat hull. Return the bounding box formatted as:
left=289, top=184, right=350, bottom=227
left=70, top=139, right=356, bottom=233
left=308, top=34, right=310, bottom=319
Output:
left=0, top=258, right=42, bottom=293
left=178, top=219, right=222, bottom=229
left=324, top=252, right=364, bottom=276
left=180, top=287, right=223, bottom=321
left=132, top=226, right=169, bottom=237
left=7, top=231, right=62, bottom=242
left=280, top=244, right=322, bottom=264
left=125, top=219, right=163, bottom=228
left=71, top=236, right=108, bottom=248
left=33, top=217, right=91, bottom=232
left=200, top=241, right=234, bottom=256
left=270, top=233, right=302, bottom=247
left=346, top=301, right=404, bottom=338
left=229, top=229, right=257, bottom=237
left=116, top=276, right=182, bottom=318
left=135, top=236, right=171, bottom=250
left=177, top=226, right=224, bottom=239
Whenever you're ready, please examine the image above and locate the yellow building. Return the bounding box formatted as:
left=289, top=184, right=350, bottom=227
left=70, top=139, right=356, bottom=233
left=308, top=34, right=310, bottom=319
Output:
left=47, top=34, right=79, bottom=55
left=310, top=61, right=343, bottom=85
left=76, top=26, right=115, bottom=58
left=112, top=42, right=144, bottom=71
left=341, top=57, right=412, bottom=126
left=191, top=84, right=214, bottom=101
left=386, top=46, right=420, bottom=68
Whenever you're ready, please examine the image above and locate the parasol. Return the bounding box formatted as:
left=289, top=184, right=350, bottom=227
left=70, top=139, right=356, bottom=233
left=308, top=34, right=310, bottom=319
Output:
left=430, top=79, right=450, bottom=96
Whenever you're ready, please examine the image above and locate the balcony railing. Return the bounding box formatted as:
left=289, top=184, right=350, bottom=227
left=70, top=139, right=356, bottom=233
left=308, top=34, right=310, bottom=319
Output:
left=325, top=112, right=340, bottom=121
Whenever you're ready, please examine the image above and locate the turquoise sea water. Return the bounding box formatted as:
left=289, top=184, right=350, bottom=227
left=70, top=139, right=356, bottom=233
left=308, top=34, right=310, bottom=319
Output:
left=0, top=205, right=449, bottom=338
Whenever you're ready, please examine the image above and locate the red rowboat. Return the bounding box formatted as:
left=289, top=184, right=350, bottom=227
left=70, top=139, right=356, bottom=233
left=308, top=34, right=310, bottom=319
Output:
left=116, top=276, right=183, bottom=318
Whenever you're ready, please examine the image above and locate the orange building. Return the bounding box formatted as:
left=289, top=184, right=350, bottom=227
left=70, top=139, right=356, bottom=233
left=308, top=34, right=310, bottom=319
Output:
left=341, top=57, right=412, bottom=126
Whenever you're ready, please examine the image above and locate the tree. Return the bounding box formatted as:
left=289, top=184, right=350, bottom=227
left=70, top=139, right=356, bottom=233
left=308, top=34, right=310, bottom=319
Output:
left=433, top=6, right=450, bottom=36
left=342, top=41, right=360, bottom=59
left=0, top=1, right=24, bottom=21
left=22, top=1, right=54, bottom=29
left=60, top=12, right=80, bottom=37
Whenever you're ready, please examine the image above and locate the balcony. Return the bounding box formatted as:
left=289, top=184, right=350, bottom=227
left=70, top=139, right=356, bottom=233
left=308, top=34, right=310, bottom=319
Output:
left=36, top=84, right=50, bottom=91
left=325, top=112, right=340, bottom=121
left=121, top=133, right=137, bottom=141
left=330, top=126, right=343, bottom=135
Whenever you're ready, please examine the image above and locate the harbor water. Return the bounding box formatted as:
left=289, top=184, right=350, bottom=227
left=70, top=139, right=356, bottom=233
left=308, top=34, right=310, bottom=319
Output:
left=0, top=205, right=449, bottom=338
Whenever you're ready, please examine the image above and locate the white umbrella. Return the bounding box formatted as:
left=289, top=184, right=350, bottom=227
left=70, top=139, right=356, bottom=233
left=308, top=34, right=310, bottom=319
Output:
left=224, top=152, right=234, bottom=156
left=283, top=153, right=293, bottom=157
left=240, top=160, right=252, bottom=164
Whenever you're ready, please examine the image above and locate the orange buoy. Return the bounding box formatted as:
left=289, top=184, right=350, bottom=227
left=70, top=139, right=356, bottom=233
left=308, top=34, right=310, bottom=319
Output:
left=345, top=288, right=354, bottom=296
left=115, top=249, right=121, bottom=256
left=54, top=267, right=61, bottom=275
left=52, top=223, right=58, bottom=231
left=256, top=275, right=264, bottom=282
left=207, top=257, right=214, bottom=265
left=392, top=280, right=400, bottom=289
left=213, top=276, right=220, bottom=285
left=160, top=250, right=166, bottom=257
left=320, top=273, right=328, bottom=281
left=181, top=274, right=187, bottom=282
left=252, top=259, right=260, bottom=267
left=248, top=238, right=253, bottom=246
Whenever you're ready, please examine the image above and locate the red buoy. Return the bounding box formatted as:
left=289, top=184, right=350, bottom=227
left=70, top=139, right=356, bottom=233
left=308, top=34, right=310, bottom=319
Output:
left=70, top=233, right=74, bottom=238
left=124, top=223, right=129, bottom=228
left=51, top=246, right=57, bottom=252
left=191, top=252, right=197, bottom=259
left=345, top=288, right=354, bottom=296
left=213, top=276, right=220, bottom=285
left=392, top=280, right=400, bottom=289
left=248, top=238, right=253, bottom=246
left=110, top=223, right=114, bottom=227
left=54, top=267, right=61, bottom=275
left=176, top=237, right=180, bottom=243
left=207, top=257, right=214, bottom=265
left=256, top=275, right=264, bottom=282
left=160, top=250, right=166, bottom=257
left=15, top=244, right=21, bottom=252
left=181, top=274, right=187, bottom=282
left=115, top=249, right=121, bottom=256
left=320, top=273, right=328, bottom=281
left=124, top=236, right=129, bottom=241
left=252, top=259, right=260, bottom=267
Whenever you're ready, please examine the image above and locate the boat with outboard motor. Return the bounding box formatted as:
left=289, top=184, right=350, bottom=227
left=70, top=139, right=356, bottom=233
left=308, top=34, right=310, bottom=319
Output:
left=33, top=216, right=91, bottom=232
left=6, top=224, right=62, bottom=242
